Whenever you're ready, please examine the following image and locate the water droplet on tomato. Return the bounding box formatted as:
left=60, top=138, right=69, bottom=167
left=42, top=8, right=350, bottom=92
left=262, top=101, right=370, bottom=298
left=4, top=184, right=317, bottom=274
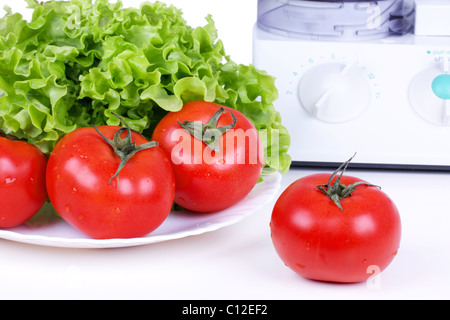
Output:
left=72, top=187, right=77, bottom=193
left=305, top=243, right=311, bottom=251
left=65, top=205, right=71, bottom=213
left=362, top=258, right=368, bottom=264
left=296, top=263, right=306, bottom=270
left=114, top=207, right=120, bottom=214
left=4, top=177, right=16, bottom=184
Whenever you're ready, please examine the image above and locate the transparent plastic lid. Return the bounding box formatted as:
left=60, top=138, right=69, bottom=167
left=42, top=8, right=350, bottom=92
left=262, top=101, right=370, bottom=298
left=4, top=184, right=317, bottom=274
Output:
left=257, top=0, right=415, bottom=40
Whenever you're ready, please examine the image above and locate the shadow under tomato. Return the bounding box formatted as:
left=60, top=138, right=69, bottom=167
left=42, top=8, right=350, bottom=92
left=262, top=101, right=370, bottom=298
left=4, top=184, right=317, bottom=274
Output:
left=24, top=201, right=62, bottom=229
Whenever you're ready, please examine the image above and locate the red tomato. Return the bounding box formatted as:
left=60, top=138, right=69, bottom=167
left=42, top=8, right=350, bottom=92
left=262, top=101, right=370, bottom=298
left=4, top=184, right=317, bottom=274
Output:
left=271, top=164, right=401, bottom=283
left=0, top=134, right=48, bottom=228
left=46, top=125, right=175, bottom=239
left=151, top=101, right=264, bottom=212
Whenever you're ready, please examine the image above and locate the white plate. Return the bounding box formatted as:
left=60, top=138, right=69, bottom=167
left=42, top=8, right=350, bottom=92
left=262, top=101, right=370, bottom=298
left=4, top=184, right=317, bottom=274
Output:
left=0, top=172, right=281, bottom=249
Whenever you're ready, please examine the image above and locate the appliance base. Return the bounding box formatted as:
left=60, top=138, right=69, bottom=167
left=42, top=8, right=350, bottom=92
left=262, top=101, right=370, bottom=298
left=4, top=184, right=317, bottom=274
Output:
left=291, top=161, right=450, bottom=172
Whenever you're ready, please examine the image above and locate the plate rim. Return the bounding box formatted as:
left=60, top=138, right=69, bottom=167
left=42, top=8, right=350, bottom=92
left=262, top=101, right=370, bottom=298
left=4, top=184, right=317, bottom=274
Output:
left=0, top=172, right=282, bottom=249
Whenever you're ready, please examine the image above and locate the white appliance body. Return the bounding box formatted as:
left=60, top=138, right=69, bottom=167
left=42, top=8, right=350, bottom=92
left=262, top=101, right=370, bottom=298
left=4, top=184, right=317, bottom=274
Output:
left=253, top=0, right=450, bottom=170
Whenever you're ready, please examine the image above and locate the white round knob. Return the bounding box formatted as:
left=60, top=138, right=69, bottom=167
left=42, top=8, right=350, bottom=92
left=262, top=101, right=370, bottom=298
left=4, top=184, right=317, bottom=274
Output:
left=298, top=62, right=371, bottom=123
left=409, top=61, right=450, bottom=126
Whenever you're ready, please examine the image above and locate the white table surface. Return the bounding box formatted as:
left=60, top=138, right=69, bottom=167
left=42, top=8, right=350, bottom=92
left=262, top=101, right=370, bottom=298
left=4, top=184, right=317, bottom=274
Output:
left=2, top=0, right=450, bottom=300
left=1, top=166, right=450, bottom=300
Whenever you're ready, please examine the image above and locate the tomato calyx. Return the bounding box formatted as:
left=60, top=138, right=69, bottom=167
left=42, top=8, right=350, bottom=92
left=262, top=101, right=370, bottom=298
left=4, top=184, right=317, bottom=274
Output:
left=177, top=106, right=237, bottom=152
left=94, top=113, right=158, bottom=185
left=316, top=154, right=380, bottom=210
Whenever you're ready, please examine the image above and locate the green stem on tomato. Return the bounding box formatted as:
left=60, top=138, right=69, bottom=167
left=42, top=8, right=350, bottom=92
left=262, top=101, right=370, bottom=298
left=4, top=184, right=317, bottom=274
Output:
left=177, top=107, right=237, bottom=152
left=94, top=112, right=158, bottom=185
left=316, top=153, right=380, bottom=210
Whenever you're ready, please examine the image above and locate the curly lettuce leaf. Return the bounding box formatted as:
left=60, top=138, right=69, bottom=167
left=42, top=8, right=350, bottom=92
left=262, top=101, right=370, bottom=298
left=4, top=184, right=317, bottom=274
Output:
left=0, top=0, right=291, bottom=172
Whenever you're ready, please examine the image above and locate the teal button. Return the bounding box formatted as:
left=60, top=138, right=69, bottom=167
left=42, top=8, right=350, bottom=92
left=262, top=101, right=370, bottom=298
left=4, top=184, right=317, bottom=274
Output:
left=432, top=74, right=450, bottom=100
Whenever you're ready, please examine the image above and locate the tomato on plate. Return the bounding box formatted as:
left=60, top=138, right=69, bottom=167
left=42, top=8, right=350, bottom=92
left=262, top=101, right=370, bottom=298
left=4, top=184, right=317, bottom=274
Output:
left=151, top=100, right=264, bottom=212
left=46, top=115, right=175, bottom=239
left=270, top=156, right=401, bottom=283
left=0, top=133, right=48, bottom=228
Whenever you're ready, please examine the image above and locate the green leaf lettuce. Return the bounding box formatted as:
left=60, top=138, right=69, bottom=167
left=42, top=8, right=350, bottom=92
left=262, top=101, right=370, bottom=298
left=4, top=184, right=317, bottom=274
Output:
left=0, top=0, right=291, bottom=173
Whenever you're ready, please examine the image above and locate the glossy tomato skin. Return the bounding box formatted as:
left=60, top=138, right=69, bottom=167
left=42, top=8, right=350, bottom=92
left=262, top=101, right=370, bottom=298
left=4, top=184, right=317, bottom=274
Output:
left=271, top=173, right=401, bottom=283
left=0, top=136, right=48, bottom=228
left=46, top=126, right=175, bottom=239
left=151, top=101, right=264, bottom=212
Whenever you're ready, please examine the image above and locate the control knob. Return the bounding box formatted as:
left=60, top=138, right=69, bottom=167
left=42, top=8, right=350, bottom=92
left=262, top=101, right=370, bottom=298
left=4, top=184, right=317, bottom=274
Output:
left=409, top=55, right=450, bottom=126
left=298, top=61, right=371, bottom=123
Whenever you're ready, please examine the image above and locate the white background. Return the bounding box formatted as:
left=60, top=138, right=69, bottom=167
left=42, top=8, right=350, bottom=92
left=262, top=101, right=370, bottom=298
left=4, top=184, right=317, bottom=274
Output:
left=2, top=0, right=257, bottom=65
left=2, top=0, right=450, bottom=300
